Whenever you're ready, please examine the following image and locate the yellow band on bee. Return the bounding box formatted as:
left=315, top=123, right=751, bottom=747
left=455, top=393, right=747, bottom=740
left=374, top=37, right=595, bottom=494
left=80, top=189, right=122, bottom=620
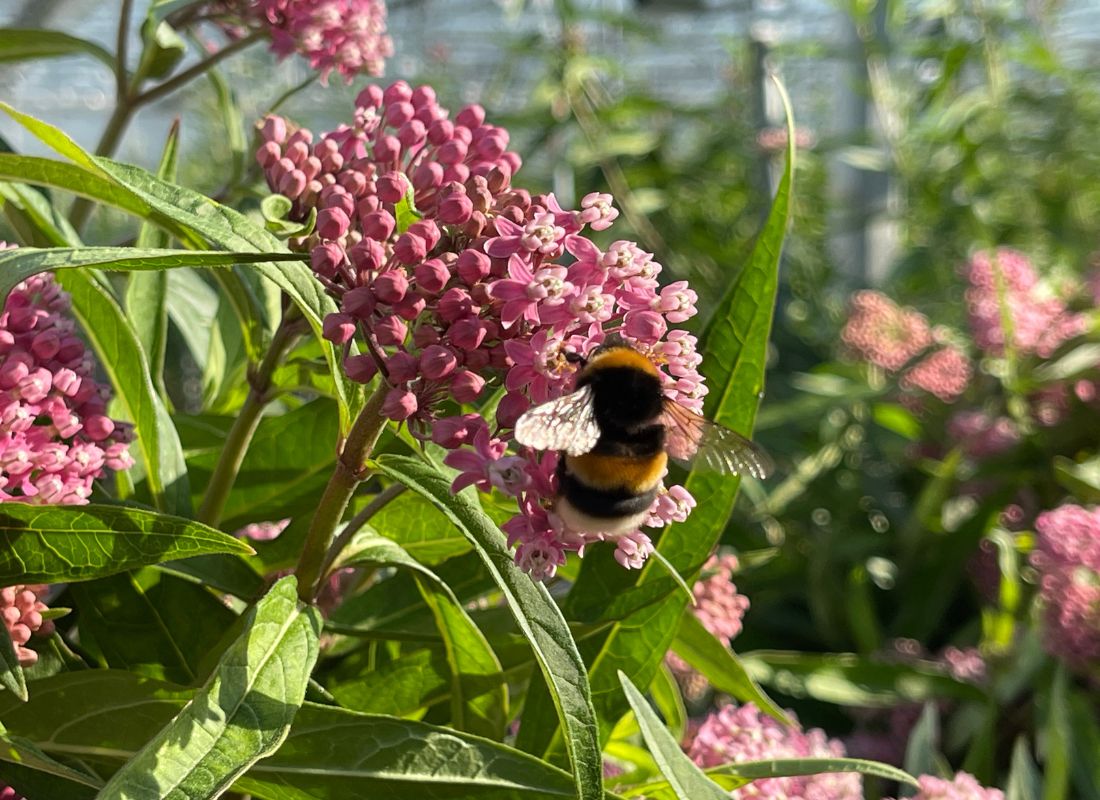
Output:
left=587, top=346, right=659, bottom=376
left=566, top=451, right=668, bottom=493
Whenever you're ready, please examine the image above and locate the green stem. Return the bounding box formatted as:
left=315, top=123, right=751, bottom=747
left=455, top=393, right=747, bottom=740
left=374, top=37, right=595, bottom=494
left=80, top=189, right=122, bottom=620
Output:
left=196, top=309, right=304, bottom=527
left=115, top=0, right=135, bottom=101
left=130, top=32, right=263, bottom=110
left=320, top=482, right=406, bottom=577
left=296, top=386, right=389, bottom=602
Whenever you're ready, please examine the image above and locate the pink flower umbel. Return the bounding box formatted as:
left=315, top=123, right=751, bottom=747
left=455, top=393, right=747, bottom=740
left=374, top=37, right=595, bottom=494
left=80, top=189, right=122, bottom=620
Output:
left=1030, top=504, right=1100, bottom=671
left=687, top=703, right=862, bottom=799
left=1, top=584, right=55, bottom=666
left=206, top=0, right=392, bottom=84
left=257, top=83, right=714, bottom=578
left=1, top=264, right=133, bottom=505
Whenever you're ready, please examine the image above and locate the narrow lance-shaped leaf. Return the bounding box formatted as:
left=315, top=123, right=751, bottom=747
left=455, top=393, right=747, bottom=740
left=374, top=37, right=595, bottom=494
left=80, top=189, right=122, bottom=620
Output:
left=372, top=454, right=604, bottom=800
left=129, top=120, right=182, bottom=400
left=0, top=503, right=253, bottom=585
left=57, top=268, right=191, bottom=515
left=0, top=29, right=114, bottom=69
left=523, top=76, right=797, bottom=756
left=0, top=246, right=308, bottom=306
left=96, top=576, right=321, bottom=800
left=340, top=534, right=507, bottom=739
left=618, top=670, right=729, bottom=800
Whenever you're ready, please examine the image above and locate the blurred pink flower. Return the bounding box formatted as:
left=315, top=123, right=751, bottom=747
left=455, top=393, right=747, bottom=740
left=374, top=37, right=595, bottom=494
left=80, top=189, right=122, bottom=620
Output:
left=235, top=518, right=291, bottom=541
left=1030, top=504, right=1100, bottom=671
left=964, top=249, right=1086, bottom=359
left=841, top=290, right=933, bottom=372
left=886, top=772, right=1003, bottom=800
left=0, top=786, right=25, bottom=800
left=687, top=702, right=861, bottom=799
left=1, top=584, right=54, bottom=666
left=900, top=345, right=972, bottom=402
left=946, top=410, right=1019, bottom=459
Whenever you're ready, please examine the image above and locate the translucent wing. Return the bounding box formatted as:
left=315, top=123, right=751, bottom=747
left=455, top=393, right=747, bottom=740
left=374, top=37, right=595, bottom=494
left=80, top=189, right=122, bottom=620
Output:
left=661, top=399, right=773, bottom=479
left=514, top=384, right=601, bottom=456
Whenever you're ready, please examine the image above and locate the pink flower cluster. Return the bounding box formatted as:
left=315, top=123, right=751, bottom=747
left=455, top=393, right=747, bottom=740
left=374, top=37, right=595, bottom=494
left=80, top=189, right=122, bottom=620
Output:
left=257, top=83, right=708, bottom=577
left=964, top=248, right=1086, bottom=359
left=1, top=266, right=133, bottom=504
left=667, top=553, right=749, bottom=697
left=687, top=703, right=861, bottom=799
left=210, top=0, right=392, bottom=84
left=886, top=772, right=1003, bottom=800
left=1, top=584, right=54, bottom=666
left=946, top=410, right=1020, bottom=459
left=841, top=290, right=971, bottom=402
left=1030, top=504, right=1100, bottom=671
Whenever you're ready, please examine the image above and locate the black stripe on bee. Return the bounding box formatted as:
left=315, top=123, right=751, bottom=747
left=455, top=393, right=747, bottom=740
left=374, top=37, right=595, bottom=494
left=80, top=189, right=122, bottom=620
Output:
left=557, top=470, right=659, bottom=519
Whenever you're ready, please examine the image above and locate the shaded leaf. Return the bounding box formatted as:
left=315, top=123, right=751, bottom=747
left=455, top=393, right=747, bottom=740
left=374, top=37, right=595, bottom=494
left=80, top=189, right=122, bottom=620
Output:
left=0, top=29, right=113, bottom=68
left=0, top=620, right=27, bottom=702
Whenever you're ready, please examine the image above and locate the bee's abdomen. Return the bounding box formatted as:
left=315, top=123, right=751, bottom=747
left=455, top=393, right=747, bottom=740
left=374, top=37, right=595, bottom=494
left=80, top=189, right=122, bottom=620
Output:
left=558, top=469, right=660, bottom=519
left=565, top=451, right=667, bottom=493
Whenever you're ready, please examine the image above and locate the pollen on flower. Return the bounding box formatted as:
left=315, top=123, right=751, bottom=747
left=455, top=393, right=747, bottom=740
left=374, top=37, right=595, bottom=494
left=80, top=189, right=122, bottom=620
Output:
left=257, top=83, right=711, bottom=578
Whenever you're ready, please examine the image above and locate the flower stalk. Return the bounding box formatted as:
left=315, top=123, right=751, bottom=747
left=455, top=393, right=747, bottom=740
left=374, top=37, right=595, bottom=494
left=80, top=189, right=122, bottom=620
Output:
left=295, top=385, right=389, bottom=602
left=196, top=307, right=305, bottom=527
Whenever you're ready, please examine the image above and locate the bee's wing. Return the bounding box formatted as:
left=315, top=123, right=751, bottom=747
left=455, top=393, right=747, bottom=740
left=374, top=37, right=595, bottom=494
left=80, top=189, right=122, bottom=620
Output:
left=514, top=384, right=601, bottom=456
left=660, top=399, right=773, bottom=479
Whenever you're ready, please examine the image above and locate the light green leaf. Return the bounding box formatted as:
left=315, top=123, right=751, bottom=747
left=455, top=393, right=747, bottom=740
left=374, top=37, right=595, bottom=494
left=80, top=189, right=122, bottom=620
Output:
left=0, top=180, right=81, bottom=247
left=136, top=19, right=186, bottom=82
left=904, top=703, right=940, bottom=782
left=372, top=454, right=604, bottom=800
left=0, top=29, right=114, bottom=68
left=1008, top=737, right=1041, bottom=800
left=57, top=268, right=191, bottom=514
left=618, top=670, right=729, bottom=800
left=649, top=662, right=686, bottom=744
left=0, top=731, right=103, bottom=789
left=395, top=185, right=423, bottom=234
left=671, top=613, right=784, bottom=718
left=0, top=503, right=253, bottom=585
left=1041, top=667, right=1070, bottom=800
left=96, top=576, right=321, bottom=799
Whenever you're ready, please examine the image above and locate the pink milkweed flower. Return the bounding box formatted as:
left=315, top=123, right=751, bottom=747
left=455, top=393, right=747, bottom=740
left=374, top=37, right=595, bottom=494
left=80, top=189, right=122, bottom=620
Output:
left=841, top=290, right=933, bottom=372
left=885, top=773, right=1003, bottom=800
left=488, top=256, right=573, bottom=329
left=1, top=585, right=55, bottom=666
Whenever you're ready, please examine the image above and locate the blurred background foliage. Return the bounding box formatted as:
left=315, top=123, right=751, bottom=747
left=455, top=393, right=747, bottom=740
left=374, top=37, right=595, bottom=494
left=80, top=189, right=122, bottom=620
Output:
left=3, top=0, right=1100, bottom=795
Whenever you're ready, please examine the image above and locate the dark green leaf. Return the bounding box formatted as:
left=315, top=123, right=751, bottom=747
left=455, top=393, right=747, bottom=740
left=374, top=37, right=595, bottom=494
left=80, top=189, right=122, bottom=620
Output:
left=372, top=454, right=604, bottom=800
left=1068, top=690, right=1100, bottom=799
left=618, top=670, right=729, bottom=800
left=135, top=18, right=186, bottom=80
left=57, top=268, right=191, bottom=514
left=0, top=731, right=102, bottom=788
left=0, top=503, right=252, bottom=584
left=0, top=29, right=113, bottom=68
left=0, top=619, right=27, bottom=702
left=96, top=576, right=321, bottom=799
left=70, top=569, right=236, bottom=684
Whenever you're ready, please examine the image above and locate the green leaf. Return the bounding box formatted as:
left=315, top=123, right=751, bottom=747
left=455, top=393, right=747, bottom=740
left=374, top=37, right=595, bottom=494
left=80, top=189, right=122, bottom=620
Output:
left=129, top=119, right=182, bottom=400
left=649, top=662, right=686, bottom=744
left=1040, top=667, right=1070, bottom=800
left=238, top=704, right=580, bottom=799
left=1052, top=455, right=1100, bottom=504
left=671, top=613, right=784, bottom=718
left=526, top=77, right=795, bottom=756
left=0, top=246, right=308, bottom=306
left=186, top=398, right=340, bottom=532
left=261, top=193, right=316, bottom=238
left=618, top=670, right=729, bottom=800
left=0, top=731, right=103, bottom=789
left=1008, top=737, right=1041, bottom=800
left=395, top=185, right=423, bottom=234
left=0, top=29, right=114, bottom=69
left=0, top=180, right=81, bottom=247
left=70, top=569, right=237, bottom=684
left=1068, top=689, right=1100, bottom=799
left=328, top=646, right=450, bottom=717
left=904, top=703, right=940, bottom=782
left=56, top=268, right=191, bottom=515
left=372, top=454, right=604, bottom=800
left=737, top=650, right=986, bottom=706
left=205, top=68, right=247, bottom=189
left=368, top=489, right=474, bottom=564
left=96, top=576, right=321, bottom=799
left=0, top=503, right=252, bottom=584
left=135, top=18, right=186, bottom=81
left=0, top=618, right=27, bottom=702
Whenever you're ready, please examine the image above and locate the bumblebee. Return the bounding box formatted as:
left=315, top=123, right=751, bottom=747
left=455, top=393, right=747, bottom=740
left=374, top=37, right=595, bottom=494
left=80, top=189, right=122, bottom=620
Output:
left=514, top=336, right=772, bottom=535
